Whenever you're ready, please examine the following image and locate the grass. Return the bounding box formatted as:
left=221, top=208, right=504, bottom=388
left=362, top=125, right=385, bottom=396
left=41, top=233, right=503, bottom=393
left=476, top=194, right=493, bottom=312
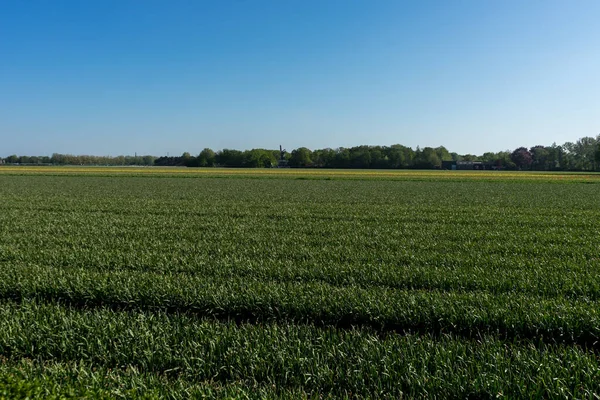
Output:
left=0, top=168, right=599, bottom=398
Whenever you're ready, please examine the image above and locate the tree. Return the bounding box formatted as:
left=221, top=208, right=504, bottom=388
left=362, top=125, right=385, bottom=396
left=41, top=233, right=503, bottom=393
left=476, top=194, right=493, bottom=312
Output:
left=568, top=136, right=598, bottom=170
left=595, top=143, right=600, bottom=171
left=333, top=148, right=351, bottom=168
left=198, top=148, right=216, bottom=167
left=546, top=143, right=562, bottom=170
left=493, top=151, right=515, bottom=170
left=289, top=147, right=313, bottom=167
left=461, top=154, right=480, bottom=162
left=481, top=152, right=497, bottom=164
left=312, top=148, right=336, bottom=168
left=510, top=147, right=533, bottom=170
left=114, top=155, right=126, bottom=166
left=243, top=149, right=276, bottom=168
left=216, top=149, right=244, bottom=167
left=180, top=152, right=196, bottom=167
left=370, top=147, right=387, bottom=168
left=529, top=145, right=551, bottom=171
left=387, top=145, right=406, bottom=168
left=142, top=155, right=156, bottom=166
left=434, top=146, right=452, bottom=161
left=349, top=146, right=371, bottom=168
left=413, top=147, right=441, bottom=169
left=385, top=145, right=414, bottom=168
left=154, top=156, right=185, bottom=166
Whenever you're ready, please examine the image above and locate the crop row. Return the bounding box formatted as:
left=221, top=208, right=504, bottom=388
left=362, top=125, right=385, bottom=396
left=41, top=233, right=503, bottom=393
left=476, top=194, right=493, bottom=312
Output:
left=1, top=300, right=599, bottom=399
left=2, top=249, right=599, bottom=300
left=1, top=265, right=599, bottom=346
left=0, top=362, right=273, bottom=400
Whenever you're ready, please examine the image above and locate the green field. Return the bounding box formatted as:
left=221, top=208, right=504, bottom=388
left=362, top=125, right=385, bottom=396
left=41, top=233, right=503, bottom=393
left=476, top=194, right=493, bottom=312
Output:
left=1, top=167, right=599, bottom=398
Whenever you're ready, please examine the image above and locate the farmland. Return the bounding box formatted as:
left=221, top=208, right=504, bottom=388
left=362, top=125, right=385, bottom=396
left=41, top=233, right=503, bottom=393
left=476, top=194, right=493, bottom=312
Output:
left=0, top=167, right=599, bottom=398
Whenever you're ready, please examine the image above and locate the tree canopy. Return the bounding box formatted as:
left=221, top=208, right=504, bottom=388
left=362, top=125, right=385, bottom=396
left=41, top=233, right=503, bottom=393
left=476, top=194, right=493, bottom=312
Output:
left=3, top=134, right=600, bottom=171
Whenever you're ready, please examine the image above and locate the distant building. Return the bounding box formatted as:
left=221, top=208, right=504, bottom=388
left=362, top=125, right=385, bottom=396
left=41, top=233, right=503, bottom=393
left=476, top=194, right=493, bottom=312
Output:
left=457, top=161, right=484, bottom=170
left=442, top=160, right=494, bottom=170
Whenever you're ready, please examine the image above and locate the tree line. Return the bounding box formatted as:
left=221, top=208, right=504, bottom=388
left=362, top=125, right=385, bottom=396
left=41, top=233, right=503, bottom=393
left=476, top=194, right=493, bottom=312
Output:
left=1, top=154, right=156, bottom=166
left=3, top=134, right=600, bottom=171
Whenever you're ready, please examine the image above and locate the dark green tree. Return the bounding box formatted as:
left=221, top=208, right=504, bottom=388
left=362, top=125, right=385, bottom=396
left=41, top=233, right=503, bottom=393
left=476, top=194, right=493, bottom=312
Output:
left=529, top=145, right=550, bottom=171
left=434, top=146, right=452, bottom=161
left=244, top=149, right=276, bottom=168
left=216, top=149, right=244, bottom=167
left=289, top=147, right=313, bottom=167
left=198, top=148, right=216, bottom=167
left=386, top=145, right=409, bottom=168
left=413, top=147, right=441, bottom=169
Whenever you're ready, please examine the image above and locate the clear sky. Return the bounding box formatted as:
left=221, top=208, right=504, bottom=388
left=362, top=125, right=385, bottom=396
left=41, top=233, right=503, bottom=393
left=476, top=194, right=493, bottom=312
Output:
left=1, top=0, right=599, bottom=157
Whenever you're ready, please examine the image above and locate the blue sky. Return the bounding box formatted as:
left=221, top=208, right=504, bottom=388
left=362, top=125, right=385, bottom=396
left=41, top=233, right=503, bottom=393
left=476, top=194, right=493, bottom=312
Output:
left=1, top=0, right=599, bottom=157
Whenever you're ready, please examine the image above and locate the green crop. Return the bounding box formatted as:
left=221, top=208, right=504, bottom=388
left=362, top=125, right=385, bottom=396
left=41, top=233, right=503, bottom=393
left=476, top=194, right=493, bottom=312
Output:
left=1, top=300, right=599, bottom=399
left=0, top=171, right=599, bottom=398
